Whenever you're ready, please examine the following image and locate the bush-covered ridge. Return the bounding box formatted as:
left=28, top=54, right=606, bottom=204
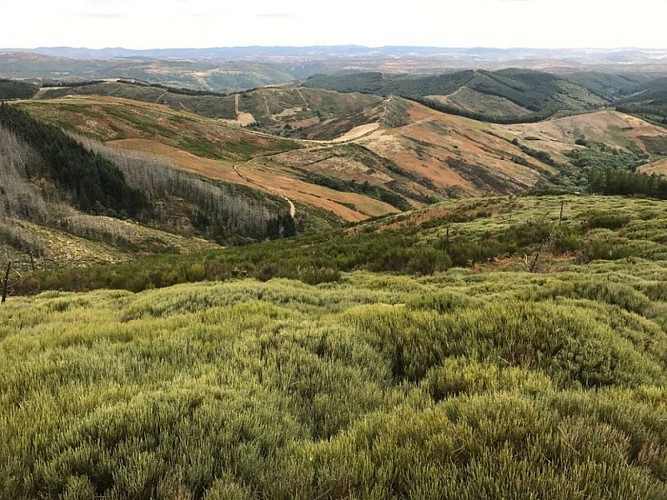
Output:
left=15, top=194, right=667, bottom=295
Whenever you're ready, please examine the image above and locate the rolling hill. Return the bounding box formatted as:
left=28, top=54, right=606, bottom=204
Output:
left=34, top=80, right=386, bottom=138
left=304, top=69, right=608, bottom=122
left=1, top=75, right=665, bottom=272
left=12, top=85, right=667, bottom=222
left=565, top=71, right=653, bottom=101
left=0, top=52, right=295, bottom=92
left=615, top=77, right=667, bottom=125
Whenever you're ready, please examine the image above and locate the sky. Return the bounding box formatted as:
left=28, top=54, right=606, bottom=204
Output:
left=0, top=0, right=665, bottom=49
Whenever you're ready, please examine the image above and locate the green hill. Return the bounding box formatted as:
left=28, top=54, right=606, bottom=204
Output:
left=565, top=72, right=651, bottom=101
left=304, top=69, right=607, bottom=122
left=615, top=77, right=667, bottom=125
left=3, top=194, right=667, bottom=498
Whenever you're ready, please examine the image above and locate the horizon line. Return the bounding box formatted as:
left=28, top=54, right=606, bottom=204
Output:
left=2, top=45, right=666, bottom=52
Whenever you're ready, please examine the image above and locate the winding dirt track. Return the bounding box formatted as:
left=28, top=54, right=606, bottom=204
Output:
left=227, top=97, right=395, bottom=220
left=234, top=161, right=296, bottom=217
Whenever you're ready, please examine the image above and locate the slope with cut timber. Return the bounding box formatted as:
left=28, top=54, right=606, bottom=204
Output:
left=12, top=84, right=667, bottom=225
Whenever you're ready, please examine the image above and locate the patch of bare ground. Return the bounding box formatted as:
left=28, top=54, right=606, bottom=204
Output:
left=107, top=139, right=252, bottom=186
left=221, top=94, right=256, bottom=126
left=640, top=158, right=667, bottom=176
left=330, top=123, right=380, bottom=143
left=239, top=161, right=399, bottom=221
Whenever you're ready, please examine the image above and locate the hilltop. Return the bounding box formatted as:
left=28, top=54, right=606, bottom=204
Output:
left=4, top=194, right=667, bottom=498
left=304, top=69, right=608, bottom=122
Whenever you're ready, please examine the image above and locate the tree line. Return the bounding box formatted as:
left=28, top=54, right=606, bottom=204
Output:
left=0, top=102, right=148, bottom=217
left=588, top=168, right=667, bottom=199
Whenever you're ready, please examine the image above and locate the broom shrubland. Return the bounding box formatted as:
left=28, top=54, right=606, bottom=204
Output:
left=4, top=194, right=667, bottom=498
left=14, top=194, right=667, bottom=295
left=3, top=262, right=667, bottom=498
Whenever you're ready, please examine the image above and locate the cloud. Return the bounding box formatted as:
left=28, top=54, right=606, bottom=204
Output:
left=256, top=13, right=297, bottom=19
left=80, top=12, right=128, bottom=19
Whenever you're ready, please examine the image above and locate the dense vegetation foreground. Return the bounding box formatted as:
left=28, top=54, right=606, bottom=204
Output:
left=3, top=195, right=667, bottom=498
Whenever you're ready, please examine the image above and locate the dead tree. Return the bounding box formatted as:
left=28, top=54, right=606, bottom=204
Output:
left=1, top=261, right=10, bottom=303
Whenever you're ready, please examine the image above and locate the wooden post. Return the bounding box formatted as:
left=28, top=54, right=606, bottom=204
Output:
left=559, top=201, right=565, bottom=225
left=445, top=226, right=450, bottom=250
left=1, top=262, right=10, bottom=304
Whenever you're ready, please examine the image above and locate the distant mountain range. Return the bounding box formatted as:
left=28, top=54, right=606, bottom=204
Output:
left=1, top=46, right=665, bottom=62
left=2, top=46, right=666, bottom=75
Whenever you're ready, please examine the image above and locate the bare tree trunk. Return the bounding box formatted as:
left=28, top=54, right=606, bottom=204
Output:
left=1, top=261, right=11, bottom=304
left=529, top=241, right=545, bottom=273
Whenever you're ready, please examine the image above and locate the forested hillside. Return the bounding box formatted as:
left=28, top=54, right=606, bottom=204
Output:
left=0, top=102, right=148, bottom=216
left=0, top=79, right=39, bottom=100
left=304, top=69, right=607, bottom=122
left=615, top=77, right=667, bottom=125
left=0, top=105, right=297, bottom=267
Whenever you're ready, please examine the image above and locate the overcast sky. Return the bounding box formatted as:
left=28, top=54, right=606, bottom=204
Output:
left=1, top=0, right=665, bottom=49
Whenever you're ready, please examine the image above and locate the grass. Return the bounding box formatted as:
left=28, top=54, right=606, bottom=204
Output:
left=3, top=195, right=667, bottom=497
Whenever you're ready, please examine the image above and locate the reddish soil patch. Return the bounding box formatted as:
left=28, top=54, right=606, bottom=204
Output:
left=107, top=139, right=250, bottom=186
left=640, top=158, right=667, bottom=176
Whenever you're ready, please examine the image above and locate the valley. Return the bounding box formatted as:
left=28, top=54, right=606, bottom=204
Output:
left=1, top=48, right=667, bottom=499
